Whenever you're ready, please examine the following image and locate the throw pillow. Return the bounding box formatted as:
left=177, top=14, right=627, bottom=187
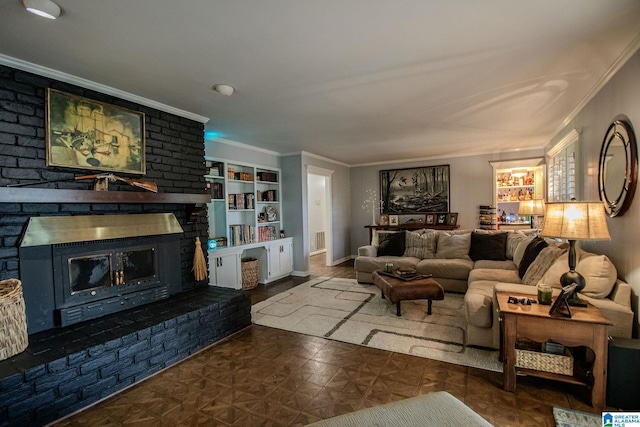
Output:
left=506, top=232, right=529, bottom=260
left=376, top=231, right=406, bottom=257
left=435, top=232, right=471, bottom=260
left=404, top=230, right=437, bottom=259
left=577, top=253, right=617, bottom=298
left=518, top=237, right=548, bottom=278
left=513, top=236, right=534, bottom=267
left=468, top=231, right=508, bottom=261
left=521, top=245, right=568, bottom=286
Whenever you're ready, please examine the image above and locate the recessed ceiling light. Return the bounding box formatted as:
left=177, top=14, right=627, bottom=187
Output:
left=212, top=84, right=235, bottom=96
left=22, top=0, right=62, bottom=19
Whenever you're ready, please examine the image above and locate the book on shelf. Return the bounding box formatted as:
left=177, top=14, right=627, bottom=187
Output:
left=258, top=225, right=277, bottom=242
left=257, top=171, right=278, bottom=182
left=227, top=193, right=255, bottom=210
left=257, top=189, right=277, bottom=202
left=210, top=182, right=223, bottom=199
left=229, top=224, right=255, bottom=246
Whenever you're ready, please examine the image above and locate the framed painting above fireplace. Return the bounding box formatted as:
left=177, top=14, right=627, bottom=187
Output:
left=46, top=89, right=146, bottom=174
left=380, top=165, right=450, bottom=214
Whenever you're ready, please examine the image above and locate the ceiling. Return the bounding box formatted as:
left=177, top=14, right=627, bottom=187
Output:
left=1, top=1, right=640, bottom=165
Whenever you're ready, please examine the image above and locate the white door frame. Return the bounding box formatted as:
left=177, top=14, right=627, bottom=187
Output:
left=307, top=165, right=333, bottom=266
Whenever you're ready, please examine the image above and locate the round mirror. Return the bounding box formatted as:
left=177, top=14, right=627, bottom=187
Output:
left=598, top=118, right=638, bottom=217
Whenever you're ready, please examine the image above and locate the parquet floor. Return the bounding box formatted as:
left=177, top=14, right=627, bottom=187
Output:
left=54, top=254, right=602, bottom=426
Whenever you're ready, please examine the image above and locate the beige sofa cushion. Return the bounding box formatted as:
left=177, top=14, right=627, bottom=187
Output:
left=404, top=230, right=437, bottom=259
left=435, top=232, right=471, bottom=260
left=578, top=253, right=617, bottom=298
left=415, top=258, right=474, bottom=280
left=541, top=250, right=618, bottom=298
left=468, top=268, right=520, bottom=284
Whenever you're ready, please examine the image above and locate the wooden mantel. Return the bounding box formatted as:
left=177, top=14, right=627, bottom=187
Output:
left=0, top=187, right=210, bottom=204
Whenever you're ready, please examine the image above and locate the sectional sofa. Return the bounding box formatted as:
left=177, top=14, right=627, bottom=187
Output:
left=355, top=228, right=634, bottom=349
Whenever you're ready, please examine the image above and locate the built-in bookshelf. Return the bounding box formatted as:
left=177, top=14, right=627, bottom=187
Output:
left=204, top=158, right=292, bottom=289
left=204, top=158, right=283, bottom=248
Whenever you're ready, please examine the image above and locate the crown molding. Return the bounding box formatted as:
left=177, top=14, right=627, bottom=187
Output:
left=559, top=32, right=640, bottom=131
left=209, top=137, right=281, bottom=157
left=0, top=54, right=209, bottom=124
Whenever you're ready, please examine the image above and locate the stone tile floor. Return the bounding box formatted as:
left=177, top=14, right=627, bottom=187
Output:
left=54, top=255, right=604, bottom=426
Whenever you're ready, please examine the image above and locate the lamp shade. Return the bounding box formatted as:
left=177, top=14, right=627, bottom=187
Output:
left=540, top=202, right=610, bottom=240
left=518, top=199, right=545, bottom=216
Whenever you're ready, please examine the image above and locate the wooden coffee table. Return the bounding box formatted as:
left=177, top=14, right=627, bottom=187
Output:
left=497, top=291, right=613, bottom=410
left=372, top=270, right=444, bottom=316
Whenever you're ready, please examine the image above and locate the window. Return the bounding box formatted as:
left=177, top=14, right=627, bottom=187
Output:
left=547, top=129, right=580, bottom=202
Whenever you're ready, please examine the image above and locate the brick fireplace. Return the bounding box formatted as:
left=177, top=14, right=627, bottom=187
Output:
left=0, top=64, right=252, bottom=426
left=19, top=213, right=184, bottom=334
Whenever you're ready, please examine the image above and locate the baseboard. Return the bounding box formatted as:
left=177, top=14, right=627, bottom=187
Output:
left=331, top=256, right=351, bottom=266
left=291, top=270, right=310, bottom=277
left=310, top=249, right=327, bottom=256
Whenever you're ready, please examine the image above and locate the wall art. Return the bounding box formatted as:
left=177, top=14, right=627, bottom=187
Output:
left=380, top=165, right=450, bottom=214
left=47, top=89, right=146, bottom=174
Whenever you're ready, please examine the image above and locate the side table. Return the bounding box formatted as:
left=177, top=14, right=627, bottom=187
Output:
left=497, top=292, right=613, bottom=410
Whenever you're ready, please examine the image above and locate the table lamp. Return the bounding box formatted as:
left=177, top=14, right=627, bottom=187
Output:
left=518, top=199, right=545, bottom=229
left=539, top=201, right=610, bottom=306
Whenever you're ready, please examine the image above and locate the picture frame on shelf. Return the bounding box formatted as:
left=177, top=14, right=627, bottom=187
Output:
left=389, top=215, right=399, bottom=226
left=379, top=214, right=389, bottom=226
left=425, top=213, right=436, bottom=225
left=46, top=89, right=146, bottom=174
left=436, top=213, right=447, bottom=225
left=446, top=212, right=458, bottom=226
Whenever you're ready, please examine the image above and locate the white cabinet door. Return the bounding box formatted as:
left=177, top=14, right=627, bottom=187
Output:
left=209, top=251, right=241, bottom=289
left=280, top=240, right=293, bottom=274
left=266, top=239, right=293, bottom=281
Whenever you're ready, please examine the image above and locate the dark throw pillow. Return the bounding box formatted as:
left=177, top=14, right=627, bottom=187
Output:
left=377, top=232, right=406, bottom=257
left=518, top=237, right=549, bottom=279
left=468, top=231, right=508, bottom=261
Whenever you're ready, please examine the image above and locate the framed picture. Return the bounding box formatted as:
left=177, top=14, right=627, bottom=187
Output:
left=389, top=215, right=399, bottom=226
left=425, top=213, right=436, bottom=225
left=379, top=214, right=389, bottom=226
left=436, top=213, right=447, bottom=225
left=380, top=165, right=450, bottom=214
left=46, top=88, right=146, bottom=174
left=446, top=212, right=459, bottom=226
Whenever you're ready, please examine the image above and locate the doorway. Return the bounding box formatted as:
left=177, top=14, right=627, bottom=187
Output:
left=307, top=166, right=333, bottom=267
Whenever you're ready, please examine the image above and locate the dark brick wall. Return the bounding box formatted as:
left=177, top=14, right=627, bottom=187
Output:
left=0, top=64, right=209, bottom=290
left=0, top=287, right=252, bottom=427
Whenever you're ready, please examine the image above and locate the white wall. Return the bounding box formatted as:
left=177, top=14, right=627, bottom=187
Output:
left=349, top=149, right=543, bottom=252
left=546, top=49, right=640, bottom=335
left=307, top=173, right=326, bottom=253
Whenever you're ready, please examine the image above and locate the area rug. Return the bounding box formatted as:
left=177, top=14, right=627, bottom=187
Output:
left=252, top=277, right=502, bottom=372
left=553, top=407, right=601, bottom=427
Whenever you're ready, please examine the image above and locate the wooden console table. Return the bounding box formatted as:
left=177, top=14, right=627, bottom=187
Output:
left=365, top=224, right=459, bottom=242
left=497, top=292, right=612, bottom=410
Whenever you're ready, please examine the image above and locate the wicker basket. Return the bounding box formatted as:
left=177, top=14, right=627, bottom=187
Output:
left=0, top=279, right=29, bottom=361
left=516, top=348, right=573, bottom=375
left=241, top=258, right=259, bottom=290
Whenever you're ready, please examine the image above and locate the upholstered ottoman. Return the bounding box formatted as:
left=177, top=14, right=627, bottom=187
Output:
left=372, top=271, right=445, bottom=316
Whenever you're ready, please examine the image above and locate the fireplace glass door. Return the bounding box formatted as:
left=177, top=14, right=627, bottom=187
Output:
left=68, top=254, right=113, bottom=294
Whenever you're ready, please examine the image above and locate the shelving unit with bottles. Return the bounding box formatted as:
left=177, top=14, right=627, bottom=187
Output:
left=495, top=165, right=544, bottom=230
left=204, top=158, right=292, bottom=289
left=478, top=205, right=496, bottom=230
